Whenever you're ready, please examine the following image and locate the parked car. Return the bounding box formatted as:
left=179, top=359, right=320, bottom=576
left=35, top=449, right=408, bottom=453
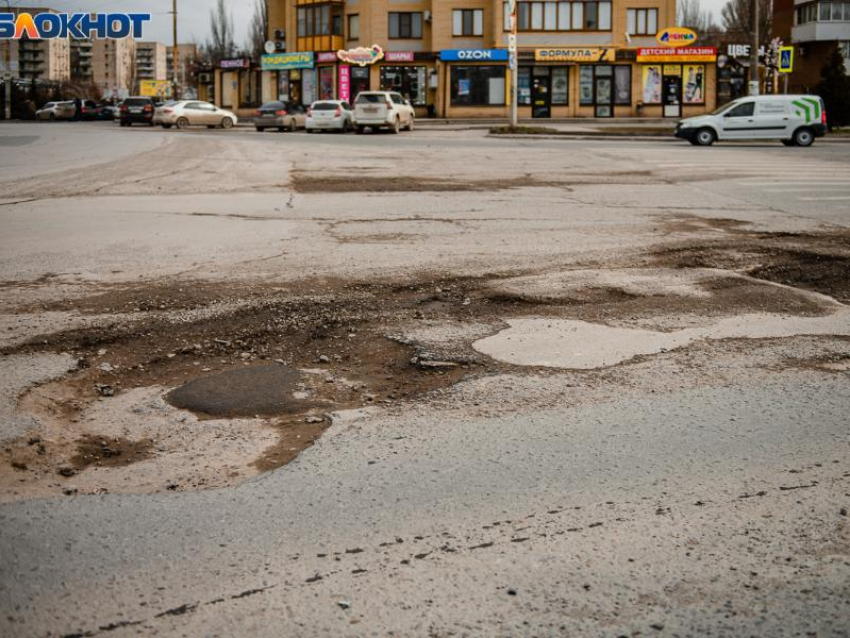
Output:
left=253, top=101, right=306, bottom=132
left=154, top=101, right=238, bottom=130
left=35, top=101, right=75, bottom=121
left=675, top=94, right=827, bottom=147
left=306, top=100, right=356, bottom=133
left=97, top=104, right=119, bottom=121
left=80, top=100, right=101, bottom=121
left=353, top=91, right=415, bottom=134
left=119, top=96, right=157, bottom=126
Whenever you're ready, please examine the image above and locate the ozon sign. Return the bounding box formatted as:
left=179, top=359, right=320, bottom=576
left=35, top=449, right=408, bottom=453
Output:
left=440, top=49, right=510, bottom=62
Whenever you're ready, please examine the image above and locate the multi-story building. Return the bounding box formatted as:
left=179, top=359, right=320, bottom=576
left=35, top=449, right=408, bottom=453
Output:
left=774, top=0, right=850, bottom=91
left=136, top=42, right=168, bottom=81
left=0, top=7, right=70, bottom=83
left=244, top=0, right=718, bottom=119
left=91, top=36, right=136, bottom=98
left=70, top=39, right=94, bottom=82
left=166, top=44, right=200, bottom=96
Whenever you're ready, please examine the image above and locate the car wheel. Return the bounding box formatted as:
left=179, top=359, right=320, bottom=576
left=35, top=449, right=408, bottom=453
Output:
left=407, top=116, right=415, bottom=132
left=256, top=127, right=265, bottom=133
left=695, top=128, right=716, bottom=146
left=793, top=127, right=814, bottom=147
left=391, top=117, right=400, bottom=135
left=342, top=120, right=351, bottom=133
left=356, top=126, right=365, bottom=134
left=781, top=139, right=796, bottom=147
left=176, top=117, right=189, bottom=130
left=221, top=117, right=234, bottom=129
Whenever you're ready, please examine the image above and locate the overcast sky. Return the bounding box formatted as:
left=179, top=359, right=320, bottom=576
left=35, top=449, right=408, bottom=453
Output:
left=7, top=0, right=729, bottom=47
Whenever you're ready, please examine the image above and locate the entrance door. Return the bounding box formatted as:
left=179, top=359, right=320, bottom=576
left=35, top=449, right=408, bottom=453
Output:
left=594, top=76, right=613, bottom=118
left=531, top=67, right=551, bottom=118
left=351, top=67, right=370, bottom=102
left=662, top=73, right=682, bottom=118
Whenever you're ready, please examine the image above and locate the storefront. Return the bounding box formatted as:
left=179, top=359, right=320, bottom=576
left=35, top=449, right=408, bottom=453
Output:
left=636, top=47, right=717, bottom=117
left=215, top=58, right=261, bottom=117
left=260, top=52, right=315, bottom=106
left=716, top=44, right=756, bottom=106
left=441, top=49, right=509, bottom=118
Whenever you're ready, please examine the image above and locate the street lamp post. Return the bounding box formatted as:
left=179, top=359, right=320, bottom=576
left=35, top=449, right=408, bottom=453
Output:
left=172, top=0, right=180, bottom=99
left=508, top=0, right=518, bottom=128
left=749, top=0, right=760, bottom=95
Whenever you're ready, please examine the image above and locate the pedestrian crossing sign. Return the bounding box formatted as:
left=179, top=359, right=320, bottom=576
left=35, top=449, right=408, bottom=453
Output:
left=779, top=47, right=794, bottom=73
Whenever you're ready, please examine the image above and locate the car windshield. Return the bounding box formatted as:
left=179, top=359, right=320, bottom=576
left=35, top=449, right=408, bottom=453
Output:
left=710, top=101, right=736, bottom=116
left=356, top=94, right=387, bottom=104
left=312, top=103, right=338, bottom=111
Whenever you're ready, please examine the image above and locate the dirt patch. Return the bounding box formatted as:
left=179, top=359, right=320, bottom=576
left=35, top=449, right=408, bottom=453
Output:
left=651, top=230, right=850, bottom=303
left=290, top=174, right=570, bottom=193
left=70, top=435, right=154, bottom=470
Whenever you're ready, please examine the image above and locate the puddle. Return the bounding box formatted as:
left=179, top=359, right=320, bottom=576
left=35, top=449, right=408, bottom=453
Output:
left=474, top=310, right=850, bottom=369
left=166, top=364, right=310, bottom=418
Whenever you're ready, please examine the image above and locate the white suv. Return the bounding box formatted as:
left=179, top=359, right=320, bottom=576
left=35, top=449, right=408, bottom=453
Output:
left=353, top=92, right=415, bottom=134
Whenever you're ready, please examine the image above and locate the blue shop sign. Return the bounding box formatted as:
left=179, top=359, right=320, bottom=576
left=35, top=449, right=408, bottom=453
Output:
left=261, top=52, right=314, bottom=70
left=440, top=49, right=509, bottom=62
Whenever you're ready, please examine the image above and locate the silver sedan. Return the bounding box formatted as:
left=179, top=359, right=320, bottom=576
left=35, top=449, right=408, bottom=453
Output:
left=154, top=101, right=238, bottom=130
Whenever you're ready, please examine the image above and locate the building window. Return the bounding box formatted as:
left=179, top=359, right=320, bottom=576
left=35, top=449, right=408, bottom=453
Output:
left=348, top=14, right=359, bottom=40
left=389, top=12, right=423, bottom=39
left=453, top=9, right=484, bottom=36
left=799, top=1, right=849, bottom=23
left=380, top=66, right=427, bottom=105
left=627, top=8, right=658, bottom=35
left=451, top=66, right=506, bottom=105
left=297, top=4, right=344, bottom=37
left=580, top=65, right=630, bottom=106
left=505, top=1, right=611, bottom=31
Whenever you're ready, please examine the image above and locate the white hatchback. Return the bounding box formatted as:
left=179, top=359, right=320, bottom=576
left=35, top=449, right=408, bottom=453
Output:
left=353, top=92, right=415, bottom=134
left=306, top=100, right=356, bottom=133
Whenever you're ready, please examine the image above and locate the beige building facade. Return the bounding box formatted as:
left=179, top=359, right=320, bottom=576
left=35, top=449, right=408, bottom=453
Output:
left=91, top=36, right=136, bottom=98
left=252, top=0, right=718, bottom=118
left=1, top=7, right=70, bottom=83
left=136, top=42, right=168, bottom=81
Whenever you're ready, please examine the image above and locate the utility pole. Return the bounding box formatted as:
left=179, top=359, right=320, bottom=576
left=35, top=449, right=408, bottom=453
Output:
left=3, top=1, right=12, bottom=119
left=172, top=0, right=180, bottom=99
left=749, top=0, right=760, bottom=95
left=508, top=0, right=518, bottom=128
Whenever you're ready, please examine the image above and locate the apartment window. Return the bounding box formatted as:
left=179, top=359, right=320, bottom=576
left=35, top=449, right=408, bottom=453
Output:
left=389, top=12, right=423, bottom=39
left=297, top=4, right=344, bottom=37
left=451, top=66, right=506, bottom=105
left=348, top=14, right=359, bottom=40
left=453, top=9, right=484, bottom=36
left=627, top=8, right=658, bottom=35
left=505, top=1, right=611, bottom=31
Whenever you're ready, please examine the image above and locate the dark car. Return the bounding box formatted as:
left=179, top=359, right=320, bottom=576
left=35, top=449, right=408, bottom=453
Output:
left=80, top=100, right=101, bottom=121
left=119, top=96, right=157, bottom=126
left=253, top=101, right=306, bottom=132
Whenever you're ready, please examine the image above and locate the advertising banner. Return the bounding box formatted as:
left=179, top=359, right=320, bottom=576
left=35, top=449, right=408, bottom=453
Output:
left=139, top=80, right=172, bottom=99
left=641, top=65, right=662, bottom=103
left=338, top=65, right=351, bottom=103
left=683, top=64, right=705, bottom=103
left=534, top=48, right=615, bottom=63
left=337, top=45, right=384, bottom=67
left=440, top=49, right=509, bottom=62
left=637, top=47, right=716, bottom=63
left=261, top=52, right=314, bottom=70
left=385, top=51, right=415, bottom=63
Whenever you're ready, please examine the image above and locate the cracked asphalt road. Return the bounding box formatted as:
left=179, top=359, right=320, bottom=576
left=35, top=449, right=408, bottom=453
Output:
left=1, top=122, right=849, bottom=637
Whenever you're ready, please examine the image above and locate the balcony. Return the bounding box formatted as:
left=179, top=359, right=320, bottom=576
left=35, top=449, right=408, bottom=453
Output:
left=792, top=21, right=850, bottom=42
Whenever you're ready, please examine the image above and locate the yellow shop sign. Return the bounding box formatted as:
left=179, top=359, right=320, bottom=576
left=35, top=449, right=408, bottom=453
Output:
left=656, top=27, right=698, bottom=48
left=534, top=47, right=616, bottom=63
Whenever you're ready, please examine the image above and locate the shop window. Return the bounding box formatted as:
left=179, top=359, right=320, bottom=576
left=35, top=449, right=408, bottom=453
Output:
left=380, top=66, right=427, bottom=105
left=389, top=12, right=423, bottom=39
left=504, top=1, right=611, bottom=31
left=627, top=8, right=658, bottom=35
left=453, top=9, right=484, bottom=36
left=451, top=66, right=506, bottom=106
left=552, top=67, right=569, bottom=104
left=297, top=4, right=343, bottom=37
left=348, top=14, right=359, bottom=40
left=682, top=65, right=705, bottom=104
left=614, top=66, right=631, bottom=104
left=518, top=67, right=532, bottom=105
left=580, top=66, right=593, bottom=104
left=580, top=65, right=628, bottom=107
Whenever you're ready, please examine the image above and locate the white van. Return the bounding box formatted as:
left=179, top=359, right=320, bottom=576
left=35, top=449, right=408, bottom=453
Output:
left=675, top=95, right=827, bottom=147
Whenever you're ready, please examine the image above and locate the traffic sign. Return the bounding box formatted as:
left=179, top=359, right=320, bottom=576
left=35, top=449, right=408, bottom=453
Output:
left=779, top=47, right=794, bottom=73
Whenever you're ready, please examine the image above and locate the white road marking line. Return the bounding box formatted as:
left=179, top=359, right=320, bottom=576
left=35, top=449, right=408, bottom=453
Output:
left=797, top=196, right=850, bottom=201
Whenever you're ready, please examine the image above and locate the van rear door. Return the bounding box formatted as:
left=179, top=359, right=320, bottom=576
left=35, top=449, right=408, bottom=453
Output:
left=754, top=100, right=791, bottom=139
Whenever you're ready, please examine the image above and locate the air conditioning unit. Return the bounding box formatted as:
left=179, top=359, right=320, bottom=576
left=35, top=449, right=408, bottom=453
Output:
left=424, top=10, right=432, bottom=22
left=275, top=41, right=285, bottom=51
left=198, top=73, right=211, bottom=83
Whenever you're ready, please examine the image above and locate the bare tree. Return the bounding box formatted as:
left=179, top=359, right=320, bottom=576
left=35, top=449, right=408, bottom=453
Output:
left=678, top=0, right=720, bottom=34
left=721, top=0, right=773, bottom=44
left=206, top=0, right=236, bottom=64
left=248, top=0, right=269, bottom=61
